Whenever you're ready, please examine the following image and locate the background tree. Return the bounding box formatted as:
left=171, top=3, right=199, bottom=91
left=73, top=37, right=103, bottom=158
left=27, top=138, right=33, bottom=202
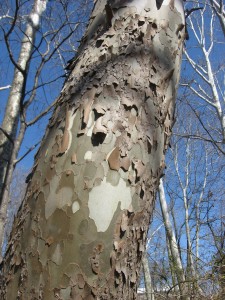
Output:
left=145, top=130, right=224, bottom=299
left=2, top=167, right=27, bottom=254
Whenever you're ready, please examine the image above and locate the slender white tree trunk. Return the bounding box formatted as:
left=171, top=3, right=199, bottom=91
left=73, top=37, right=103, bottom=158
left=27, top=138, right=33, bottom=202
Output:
left=0, top=121, right=26, bottom=261
left=195, top=156, right=207, bottom=269
left=142, top=252, right=154, bottom=300
left=0, top=0, right=48, bottom=206
left=0, top=0, right=48, bottom=262
left=173, top=142, right=196, bottom=280
left=166, top=235, right=178, bottom=291
left=159, top=179, right=188, bottom=299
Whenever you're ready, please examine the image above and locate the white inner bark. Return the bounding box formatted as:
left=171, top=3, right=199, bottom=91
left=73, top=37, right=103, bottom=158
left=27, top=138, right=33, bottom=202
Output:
left=88, top=177, right=132, bottom=232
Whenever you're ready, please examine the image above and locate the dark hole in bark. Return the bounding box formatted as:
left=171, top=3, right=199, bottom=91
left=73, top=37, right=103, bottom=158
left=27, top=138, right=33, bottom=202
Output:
left=91, top=132, right=106, bottom=146
left=147, top=140, right=152, bottom=154
left=96, top=39, right=104, bottom=48
left=151, top=65, right=157, bottom=73
left=121, top=271, right=127, bottom=284
left=138, top=20, right=145, bottom=26
left=153, top=140, right=158, bottom=151
left=123, top=104, right=138, bottom=112
left=120, top=229, right=126, bottom=239
left=81, top=117, right=86, bottom=130
left=137, top=31, right=144, bottom=42
left=114, top=270, right=121, bottom=286
left=93, top=109, right=104, bottom=121
left=25, top=172, right=33, bottom=183
left=135, top=175, right=140, bottom=184
left=156, top=0, right=164, bottom=10
left=127, top=210, right=134, bottom=219
left=77, top=131, right=85, bottom=137
left=131, top=28, right=137, bottom=35
left=149, top=82, right=157, bottom=96
left=152, top=22, right=158, bottom=29
left=99, top=54, right=106, bottom=62
left=14, top=264, right=22, bottom=276
left=160, top=172, right=165, bottom=179
left=140, top=188, right=144, bottom=199
left=57, top=152, right=64, bottom=157
left=113, top=82, right=118, bottom=88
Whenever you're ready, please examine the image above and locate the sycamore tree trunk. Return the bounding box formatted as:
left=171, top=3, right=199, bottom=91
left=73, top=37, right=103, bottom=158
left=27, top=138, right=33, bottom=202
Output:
left=0, top=0, right=185, bottom=298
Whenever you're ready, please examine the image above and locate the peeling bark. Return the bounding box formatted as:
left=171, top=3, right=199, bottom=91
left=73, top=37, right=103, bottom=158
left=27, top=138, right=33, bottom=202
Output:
left=0, top=0, right=185, bottom=298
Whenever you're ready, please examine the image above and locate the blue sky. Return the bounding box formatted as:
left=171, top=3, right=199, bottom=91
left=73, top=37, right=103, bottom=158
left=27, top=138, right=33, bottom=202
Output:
left=0, top=0, right=93, bottom=171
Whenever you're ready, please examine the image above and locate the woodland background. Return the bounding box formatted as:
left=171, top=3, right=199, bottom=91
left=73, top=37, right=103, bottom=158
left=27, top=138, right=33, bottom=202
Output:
left=0, top=0, right=224, bottom=299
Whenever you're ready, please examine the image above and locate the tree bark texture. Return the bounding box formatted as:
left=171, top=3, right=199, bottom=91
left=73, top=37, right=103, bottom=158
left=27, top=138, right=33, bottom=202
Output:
left=0, top=0, right=185, bottom=298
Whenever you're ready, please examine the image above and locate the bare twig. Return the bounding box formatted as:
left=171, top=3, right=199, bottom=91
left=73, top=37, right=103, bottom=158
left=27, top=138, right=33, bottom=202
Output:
left=26, top=97, right=58, bottom=126
left=15, top=140, right=41, bottom=164
left=0, top=85, right=11, bottom=91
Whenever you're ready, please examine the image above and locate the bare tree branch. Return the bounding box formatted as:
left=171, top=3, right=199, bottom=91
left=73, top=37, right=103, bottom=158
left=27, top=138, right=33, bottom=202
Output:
left=0, top=85, right=11, bottom=91
left=15, top=140, right=41, bottom=165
